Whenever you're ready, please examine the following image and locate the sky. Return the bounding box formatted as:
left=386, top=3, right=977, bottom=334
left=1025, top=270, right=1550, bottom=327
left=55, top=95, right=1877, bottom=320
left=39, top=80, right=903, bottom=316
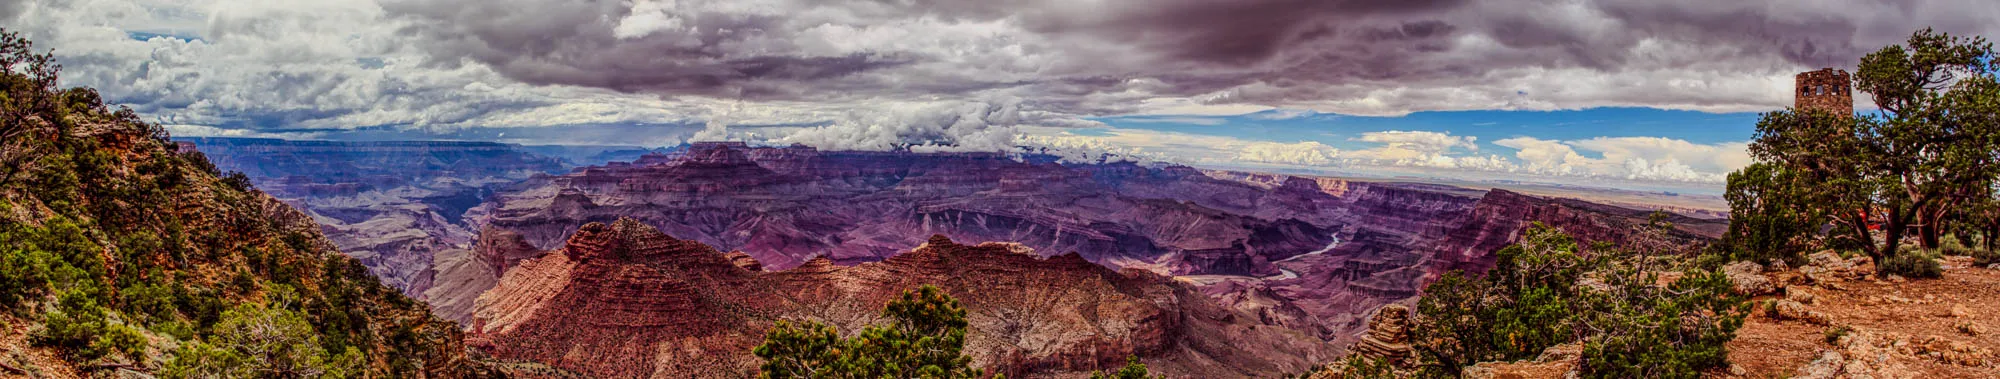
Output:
left=6, top=0, right=1999, bottom=193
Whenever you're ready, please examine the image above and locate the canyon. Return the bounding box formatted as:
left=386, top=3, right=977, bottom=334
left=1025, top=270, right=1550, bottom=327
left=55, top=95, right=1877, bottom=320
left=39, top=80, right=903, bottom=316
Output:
left=182, top=138, right=1726, bottom=376
left=180, top=137, right=568, bottom=297
left=466, top=218, right=1337, bottom=377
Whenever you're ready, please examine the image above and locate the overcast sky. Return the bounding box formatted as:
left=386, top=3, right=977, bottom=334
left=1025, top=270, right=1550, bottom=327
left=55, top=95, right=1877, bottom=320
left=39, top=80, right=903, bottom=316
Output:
left=6, top=0, right=1998, bottom=191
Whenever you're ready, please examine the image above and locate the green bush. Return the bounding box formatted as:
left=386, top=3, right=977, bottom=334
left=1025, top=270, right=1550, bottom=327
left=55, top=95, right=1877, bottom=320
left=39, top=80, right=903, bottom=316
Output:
left=93, top=323, right=149, bottom=359
left=0, top=215, right=107, bottom=311
left=1410, top=224, right=1748, bottom=379
left=35, top=290, right=147, bottom=361
left=1878, top=251, right=1943, bottom=279
left=1411, top=224, right=1605, bottom=375
left=753, top=285, right=988, bottom=379
left=162, top=304, right=361, bottom=379
left=1091, top=356, right=1158, bottom=379
left=1968, top=247, right=1999, bottom=267
left=1724, top=163, right=1818, bottom=265
left=1577, top=268, right=1747, bottom=379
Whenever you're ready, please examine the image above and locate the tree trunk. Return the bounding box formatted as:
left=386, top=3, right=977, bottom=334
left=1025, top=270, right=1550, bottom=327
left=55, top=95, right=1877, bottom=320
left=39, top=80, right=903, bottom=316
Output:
left=1985, top=217, right=2000, bottom=252
left=1880, top=208, right=1906, bottom=264
left=1921, top=221, right=1941, bottom=250
left=1845, top=211, right=1877, bottom=257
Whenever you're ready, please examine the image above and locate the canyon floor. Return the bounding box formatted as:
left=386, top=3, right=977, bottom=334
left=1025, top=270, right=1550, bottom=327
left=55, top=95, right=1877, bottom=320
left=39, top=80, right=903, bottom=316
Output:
left=1726, top=256, right=1999, bottom=378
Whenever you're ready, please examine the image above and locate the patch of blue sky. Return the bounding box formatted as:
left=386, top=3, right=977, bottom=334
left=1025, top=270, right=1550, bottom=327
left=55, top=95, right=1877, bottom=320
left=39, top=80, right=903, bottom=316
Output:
left=1092, top=107, right=1761, bottom=153
left=126, top=31, right=203, bottom=43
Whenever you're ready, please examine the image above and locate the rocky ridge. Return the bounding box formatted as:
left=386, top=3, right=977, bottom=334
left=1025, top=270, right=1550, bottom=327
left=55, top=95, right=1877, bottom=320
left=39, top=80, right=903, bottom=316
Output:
left=466, top=218, right=1338, bottom=378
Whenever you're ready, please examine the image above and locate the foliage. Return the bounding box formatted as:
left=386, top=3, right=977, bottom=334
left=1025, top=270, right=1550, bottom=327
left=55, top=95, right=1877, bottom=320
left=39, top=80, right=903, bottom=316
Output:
left=753, top=285, right=990, bottom=379
left=1724, top=163, right=1819, bottom=265
left=1878, top=250, right=1944, bottom=278
left=1974, top=248, right=2000, bottom=267
left=1577, top=267, right=1748, bottom=378
left=1089, top=356, right=1158, bottom=379
left=0, top=28, right=62, bottom=187
left=1409, top=224, right=1748, bottom=379
left=161, top=304, right=362, bottom=379
left=0, top=214, right=104, bottom=312
left=35, top=290, right=148, bottom=361
left=1741, top=28, right=2000, bottom=271
left=1410, top=224, right=1606, bottom=376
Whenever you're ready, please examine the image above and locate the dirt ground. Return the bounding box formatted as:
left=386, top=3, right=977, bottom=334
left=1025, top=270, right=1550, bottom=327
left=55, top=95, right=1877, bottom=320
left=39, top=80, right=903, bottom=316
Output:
left=1724, top=256, right=2000, bottom=378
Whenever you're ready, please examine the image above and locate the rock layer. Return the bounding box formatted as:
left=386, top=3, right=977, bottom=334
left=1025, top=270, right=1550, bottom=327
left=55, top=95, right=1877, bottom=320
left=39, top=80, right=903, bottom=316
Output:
left=466, top=143, right=1725, bottom=349
left=468, top=218, right=1338, bottom=378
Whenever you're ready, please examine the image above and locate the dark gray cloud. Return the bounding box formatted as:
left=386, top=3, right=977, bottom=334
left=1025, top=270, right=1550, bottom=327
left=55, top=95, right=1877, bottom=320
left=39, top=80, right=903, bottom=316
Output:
left=17, top=0, right=2000, bottom=169
left=375, top=0, right=2000, bottom=118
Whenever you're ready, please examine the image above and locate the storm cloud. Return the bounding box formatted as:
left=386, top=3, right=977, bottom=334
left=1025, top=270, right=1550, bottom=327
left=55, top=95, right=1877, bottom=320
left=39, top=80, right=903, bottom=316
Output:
left=8, top=0, right=2000, bottom=185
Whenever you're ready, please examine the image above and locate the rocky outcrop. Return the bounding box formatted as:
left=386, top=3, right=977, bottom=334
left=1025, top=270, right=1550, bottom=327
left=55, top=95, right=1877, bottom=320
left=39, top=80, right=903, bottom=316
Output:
left=1351, top=305, right=1415, bottom=367
left=1461, top=343, right=1583, bottom=379
left=468, top=218, right=1336, bottom=378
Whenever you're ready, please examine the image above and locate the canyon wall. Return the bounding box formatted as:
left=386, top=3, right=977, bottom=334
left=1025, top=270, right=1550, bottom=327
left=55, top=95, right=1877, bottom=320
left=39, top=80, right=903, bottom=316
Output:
left=188, top=139, right=1726, bottom=376
left=468, top=218, right=1337, bottom=378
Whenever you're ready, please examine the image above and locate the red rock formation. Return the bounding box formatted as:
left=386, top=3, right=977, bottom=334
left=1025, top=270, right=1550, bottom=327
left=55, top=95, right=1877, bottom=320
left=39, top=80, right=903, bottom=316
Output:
left=469, top=218, right=1337, bottom=378
left=461, top=143, right=1723, bottom=353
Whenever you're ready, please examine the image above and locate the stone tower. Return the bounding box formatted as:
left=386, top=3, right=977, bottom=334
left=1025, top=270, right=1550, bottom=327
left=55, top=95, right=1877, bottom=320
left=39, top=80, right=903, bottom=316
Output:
left=1795, top=68, right=1853, bottom=117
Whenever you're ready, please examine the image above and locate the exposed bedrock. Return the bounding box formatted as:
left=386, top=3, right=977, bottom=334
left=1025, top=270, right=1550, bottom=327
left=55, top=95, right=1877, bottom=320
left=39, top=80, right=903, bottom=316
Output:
left=468, top=218, right=1337, bottom=378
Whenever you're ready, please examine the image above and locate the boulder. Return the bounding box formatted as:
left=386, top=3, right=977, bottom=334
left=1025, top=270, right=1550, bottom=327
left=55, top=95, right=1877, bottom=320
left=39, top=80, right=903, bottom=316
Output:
left=1785, top=285, right=1816, bottom=305
left=1773, top=300, right=1831, bottom=325
left=1790, top=351, right=1843, bottom=379
left=1726, top=261, right=1776, bottom=296
left=1809, top=251, right=1853, bottom=270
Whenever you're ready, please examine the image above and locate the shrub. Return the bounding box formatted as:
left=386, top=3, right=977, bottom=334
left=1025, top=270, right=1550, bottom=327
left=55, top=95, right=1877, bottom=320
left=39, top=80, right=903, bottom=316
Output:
left=1878, top=251, right=1943, bottom=279
left=1411, top=224, right=1748, bottom=379
left=0, top=216, right=106, bottom=311
left=1411, top=224, right=1605, bottom=375
left=92, top=323, right=149, bottom=359
left=753, top=285, right=988, bottom=379
left=1824, top=325, right=1853, bottom=345
left=1724, top=163, right=1817, bottom=265
left=35, top=290, right=147, bottom=361
left=220, top=171, right=254, bottom=193
left=1578, top=268, right=1747, bottom=379
left=1969, top=248, right=1999, bottom=267
left=163, top=304, right=360, bottom=379
left=1091, top=356, right=1159, bottom=379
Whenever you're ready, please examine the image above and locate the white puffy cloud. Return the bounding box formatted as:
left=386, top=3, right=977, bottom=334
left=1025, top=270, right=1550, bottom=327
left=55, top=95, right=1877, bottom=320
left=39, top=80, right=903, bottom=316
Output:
left=1342, top=131, right=1490, bottom=168
left=1494, top=136, right=1751, bottom=182
left=1234, top=141, right=1341, bottom=166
